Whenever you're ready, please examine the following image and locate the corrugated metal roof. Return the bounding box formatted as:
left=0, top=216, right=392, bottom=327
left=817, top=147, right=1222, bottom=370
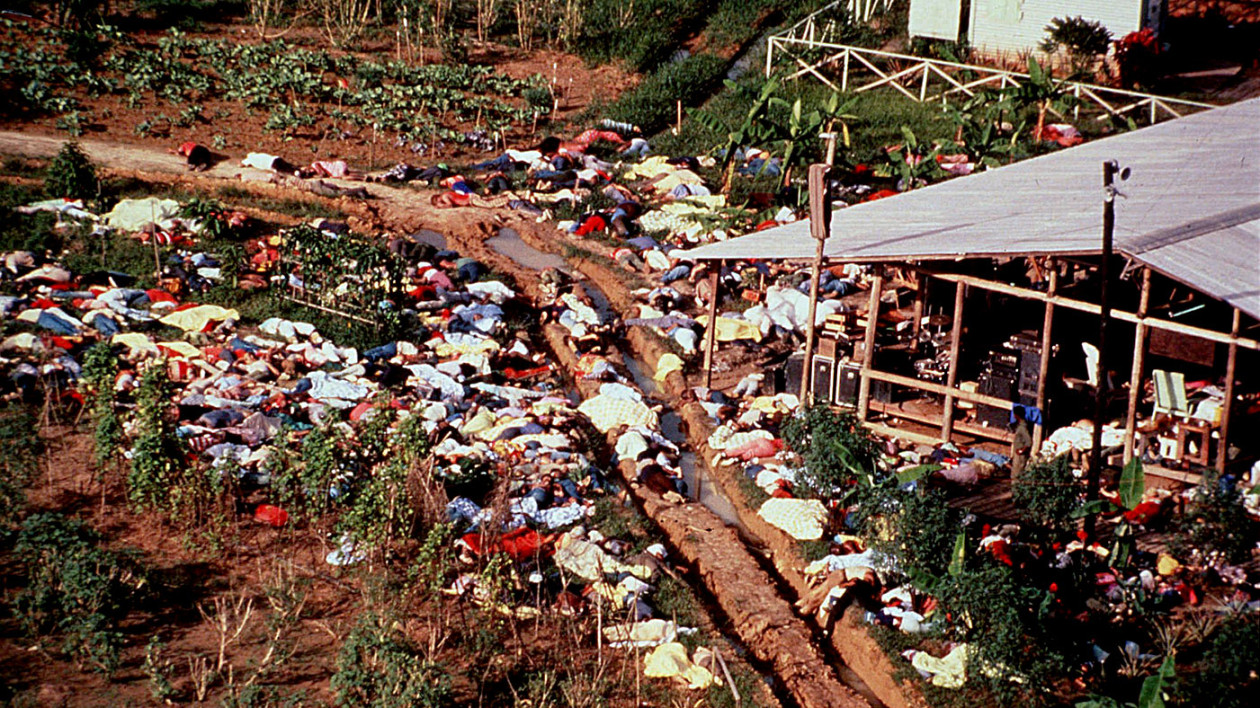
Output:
left=679, top=97, right=1260, bottom=319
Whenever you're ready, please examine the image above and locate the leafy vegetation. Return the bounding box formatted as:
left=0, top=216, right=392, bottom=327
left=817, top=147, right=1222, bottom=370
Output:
left=331, top=612, right=452, bottom=708
left=13, top=513, right=146, bottom=675
left=1012, top=454, right=1083, bottom=541
left=44, top=140, right=98, bottom=200
left=782, top=405, right=882, bottom=496
left=0, top=404, right=43, bottom=526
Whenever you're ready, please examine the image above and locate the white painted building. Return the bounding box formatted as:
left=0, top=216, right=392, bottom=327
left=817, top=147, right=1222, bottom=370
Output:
left=908, top=0, right=1165, bottom=55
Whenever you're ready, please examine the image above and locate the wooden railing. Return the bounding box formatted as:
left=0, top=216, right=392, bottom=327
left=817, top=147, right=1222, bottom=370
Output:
left=767, top=5, right=1215, bottom=126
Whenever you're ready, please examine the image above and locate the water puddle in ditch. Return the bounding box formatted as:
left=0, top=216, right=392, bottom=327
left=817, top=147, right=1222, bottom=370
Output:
left=621, top=355, right=746, bottom=531
left=487, top=227, right=568, bottom=271
left=411, top=229, right=447, bottom=250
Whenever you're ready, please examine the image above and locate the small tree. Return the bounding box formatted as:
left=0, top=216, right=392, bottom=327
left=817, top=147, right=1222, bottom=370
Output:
left=1012, top=454, right=1083, bottom=541
left=1041, top=16, right=1113, bottom=78
left=45, top=140, right=98, bottom=200
left=783, top=405, right=882, bottom=497
left=128, top=362, right=183, bottom=514
left=332, top=612, right=452, bottom=707
left=1173, top=471, right=1257, bottom=564
left=81, top=343, right=122, bottom=474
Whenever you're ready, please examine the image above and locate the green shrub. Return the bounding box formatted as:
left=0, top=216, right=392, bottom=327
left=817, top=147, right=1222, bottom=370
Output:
left=577, top=0, right=703, bottom=72
left=332, top=612, right=452, bottom=708
left=44, top=140, right=98, bottom=200
left=936, top=563, right=1065, bottom=706
left=81, top=343, right=123, bottom=473
left=864, top=486, right=963, bottom=581
left=1012, top=454, right=1082, bottom=541
left=782, top=405, right=881, bottom=496
left=128, top=363, right=183, bottom=513
left=1172, top=471, right=1257, bottom=564
left=13, top=513, right=146, bottom=674
left=1181, top=612, right=1260, bottom=708
left=604, top=53, right=729, bottom=134
left=0, top=404, right=42, bottom=526
left=1041, top=16, right=1113, bottom=76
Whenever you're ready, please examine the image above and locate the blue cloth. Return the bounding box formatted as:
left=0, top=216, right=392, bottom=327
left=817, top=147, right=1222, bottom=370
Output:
left=1011, top=404, right=1044, bottom=427
left=626, top=236, right=659, bottom=250
left=363, top=342, right=398, bottom=362
left=661, top=264, right=691, bottom=284
left=969, top=449, right=1011, bottom=467
left=90, top=315, right=120, bottom=337
left=36, top=310, right=80, bottom=334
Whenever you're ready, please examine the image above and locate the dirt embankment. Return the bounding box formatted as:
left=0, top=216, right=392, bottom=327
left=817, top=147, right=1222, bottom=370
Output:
left=537, top=316, right=863, bottom=708
left=500, top=218, right=928, bottom=708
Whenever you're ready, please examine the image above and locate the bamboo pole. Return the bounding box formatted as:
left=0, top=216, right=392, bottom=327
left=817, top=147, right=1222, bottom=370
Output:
left=1123, top=267, right=1152, bottom=462
left=701, top=263, right=722, bottom=390
left=1033, top=263, right=1058, bottom=451
left=1217, top=308, right=1241, bottom=473
left=800, top=164, right=832, bottom=402
left=940, top=281, right=966, bottom=442
left=856, top=270, right=883, bottom=420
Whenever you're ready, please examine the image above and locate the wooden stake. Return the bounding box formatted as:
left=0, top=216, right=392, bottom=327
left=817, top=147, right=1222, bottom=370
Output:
left=801, top=164, right=832, bottom=402
left=701, top=262, right=722, bottom=390
left=1033, top=262, right=1058, bottom=451
left=1123, top=267, right=1152, bottom=462
left=940, top=281, right=966, bottom=442
left=1218, top=308, right=1241, bottom=473
left=856, top=270, right=883, bottom=420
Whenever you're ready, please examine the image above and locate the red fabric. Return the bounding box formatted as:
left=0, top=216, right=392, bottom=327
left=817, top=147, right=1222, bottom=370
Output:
left=985, top=539, right=1014, bottom=566
left=460, top=527, right=549, bottom=562
left=349, top=401, right=374, bottom=421
left=1124, top=500, right=1163, bottom=525
left=408, top=284, right=437, bottom=300
left=254, top=504, right=289, bottom=528
left=146, top=289, right=179, bottom=305
left=574, top=129, right=627, bottom=146
left=504, top=365, right=550, bottom=380
left=862, top=189, right=900, bottom=203
left=575, top=215, right=607, bottom=236
left=30, top=298, right=59, bottom=309
left=50, top=336, right=77, bottom=351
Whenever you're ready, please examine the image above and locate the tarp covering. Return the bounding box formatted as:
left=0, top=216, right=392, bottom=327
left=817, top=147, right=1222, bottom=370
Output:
left=679, top=98, right=1260, bottom=320
left=105, top=198, right=182, bottom=231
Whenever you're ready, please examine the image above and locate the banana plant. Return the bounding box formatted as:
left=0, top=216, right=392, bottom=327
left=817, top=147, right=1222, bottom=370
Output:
left=690, top=78, right=781, bottom=194
left=943, top=94, right=1027, bottom=168
left=1003, top=56, right=1077, bottom=143
left=767, top=95, right=824, bottom=187
left=874, top=126, right=945, bottom=190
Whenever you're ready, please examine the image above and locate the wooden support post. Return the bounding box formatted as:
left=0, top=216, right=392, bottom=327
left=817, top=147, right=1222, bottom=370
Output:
left=1217, top=308, right=1241, bottom=473
left=800, top=164, right=832, bottom=402
left=856, top=269, right=883, bottom=420
left=1033, top=263, right=1058, bottom=451
left=1123, top=268, right=1152, bottom=462
left=940, top=281, right=966, bottom=442
left=701, top=262, right=722, bottom=390
left=910, top=277, right=926, bottom=353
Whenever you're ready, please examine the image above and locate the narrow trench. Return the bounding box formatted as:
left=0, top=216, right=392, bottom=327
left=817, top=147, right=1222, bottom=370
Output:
left=486, top=228, right=883, bottom=707
left=578, top=258, right=885, bottom=708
